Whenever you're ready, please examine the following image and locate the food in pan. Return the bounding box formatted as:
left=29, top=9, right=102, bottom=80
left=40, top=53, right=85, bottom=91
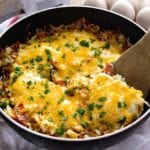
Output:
left=0, top=18, right=144, bottom=138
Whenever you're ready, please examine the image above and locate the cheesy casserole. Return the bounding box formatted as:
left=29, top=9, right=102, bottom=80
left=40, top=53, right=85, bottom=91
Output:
left=0, top=18, right=144, bottom=138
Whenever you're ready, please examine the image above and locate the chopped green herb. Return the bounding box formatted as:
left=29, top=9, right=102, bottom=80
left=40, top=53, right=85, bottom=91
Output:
left=58, top=110, right=64, bottom=116
left=95, top=104, right=103, bottom=109
left=98, top=64, right=103, bottom=69
left=98, top=97, right=107, bottom=102
left=48, top=118, right=53, bottom=122
left=61, top=54, right=66, bottom=59
left=0, top=101, right=9, bottom=109
left=47, top=54, right=52, bottom=61
left=28, top=96, right=34, bottom=101
left=118, top=101, right=127, bottom=108
left=44, top=89, right=50, bottom=94
left=12, top=66, right=23, bottom=83
left=73, top=112, right=78, bottom=118
left=45, top=49, right=50, bottom=55
left=99, top=111, right=106, bottom=118
left=45, top=49, right=52, bottom=61
left=65, top=88, right=75, bottom=96
left=30, top=58, right=35, bottom=64
left=27, top=80, right=32, bottom=86
left=118, top=116, right=126, bottom=123
left=35, top=56, right=43, bottom=62
left=44, top=82, right=49, bottom=89
left=65, top=43, right=77, bottom=52
left=55, top=123, right=65, bottom=136
left=57, top=95, right=65, bottom=104
left=80, top=40, right=89, bottom=47
left=0, top=89, right=2, bottom=95
left=92, top=48, right=101, bottom=57
left=56, top=47, right=60, bottom=51
left=58, top=110, right=68, bottom=121
left=37, top=110, right=43, bottom=114
left=76, top=108, right=85, bottom=117
left=87, top=103, right=95, bottom=111
left=23, top=60, right=28, bottom=64
left=81, top=122, right=89, bottom=129
left=39, top=93, right=45, bottom=99
left=102, top=42, right=110, bottom=49
left=37, top=64, right=45, bottom=71
left=90, top=38, right=96, bottom=43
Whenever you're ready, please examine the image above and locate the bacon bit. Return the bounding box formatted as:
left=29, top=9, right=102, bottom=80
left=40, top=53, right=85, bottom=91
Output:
left=15, top=103, right=24, bottom=110
left=103, top=64, right=115, bottom=76
left=122, top=43, right=130, bottom=52
left=11, top=51, right=18, bottom=59
left=79, top=89, right=89, bottom=99
left=36, top=31, right=47, bottom=39
left=55, top=80, right=66, bottom=86
left=11, top=42, right=20, bottom=50
left=14, top=112, right=30, bottom=126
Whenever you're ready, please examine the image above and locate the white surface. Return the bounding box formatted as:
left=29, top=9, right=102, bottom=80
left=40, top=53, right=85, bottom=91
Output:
left=0, top=117, right=150, bottom=150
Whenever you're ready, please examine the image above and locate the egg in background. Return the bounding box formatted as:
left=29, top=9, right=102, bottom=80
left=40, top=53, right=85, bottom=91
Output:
left=136, top=7, right=150, bottom=30
left=110, top=0, right=135, bottom=20
left=82, top=0, right=107, bottom=9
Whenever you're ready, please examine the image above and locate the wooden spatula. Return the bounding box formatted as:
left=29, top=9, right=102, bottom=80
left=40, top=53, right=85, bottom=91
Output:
left=114, top=30, right=150, bottom=99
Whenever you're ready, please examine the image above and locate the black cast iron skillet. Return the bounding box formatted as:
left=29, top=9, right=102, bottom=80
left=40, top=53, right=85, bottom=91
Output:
left=0, top=6, right=150, bottom=150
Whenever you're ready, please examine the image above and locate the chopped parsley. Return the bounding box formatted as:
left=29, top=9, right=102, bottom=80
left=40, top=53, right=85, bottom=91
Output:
left=81, top=122, right=89, bottom=129
left=99, top=111, right=106, bottom=118
left=65, top=42, right=78, bottom=52
left=80, top=40, right=89, bottom=47
left=118, top=101, right=127, bottom=108
left=28, top=96, right=34, bottom=101
left=95, top=104, right=103, bottom=109
left=87, top=103, right=95, bottom=111
left=57, top=95, right=65, bottom=104
left=92, top=48, right=101, bottom=57
left=0, top=101, right=9, bottom=109
left=102, top=42, right=110, bottom=49
left=118, top=116, right=126, bottom=123
left=61, top=54, right=66, bottom=59
left=35, top=56, right=43, bottom=62
left=58, top=110, right=68, bottom=121
left=72, top=112, right=78, bottom=119
left=98, top=97, right=107, bottom=102
left=0, top=89, right=2, bottom=95
left=76, top=108, right=85, bottom=117
left=12, top=66, right=23, bottom=83
left=45, top=49, right=52, bottom=61
left=65, top=88, right=75, bottom=96
left=55, top=123, right=65, bottom=136
left=44, top=89, right=50, bottom=94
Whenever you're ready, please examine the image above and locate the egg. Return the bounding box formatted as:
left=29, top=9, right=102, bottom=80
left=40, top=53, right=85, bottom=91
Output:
left=138, top=0, right=150, bottom=11
left=136, top=7, right=150, bottom=30
left=82, top=0, right=108, bottom=9
left=106, top=0, right=118, bottom=9
left=111, top=0, right=135, bottom=20
left=70, top=0, right=83, bottom=5
left=129, top=0, right=139, bottom=13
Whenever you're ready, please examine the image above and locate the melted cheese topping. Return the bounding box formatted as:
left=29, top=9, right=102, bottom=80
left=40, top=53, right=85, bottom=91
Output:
left=6, top=29, right=144, bottom=138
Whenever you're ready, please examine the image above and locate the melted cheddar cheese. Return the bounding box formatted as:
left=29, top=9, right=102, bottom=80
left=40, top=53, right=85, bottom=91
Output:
left=1, top=22, right=144, bottom=138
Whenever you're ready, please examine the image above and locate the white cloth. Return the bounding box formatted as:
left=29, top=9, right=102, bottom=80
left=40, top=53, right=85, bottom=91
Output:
left=0, top=117, right=150, bottom=150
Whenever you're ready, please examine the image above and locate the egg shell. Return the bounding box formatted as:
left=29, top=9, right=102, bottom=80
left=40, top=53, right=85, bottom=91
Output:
left=129, top=0, right=139, bottom=13
left=111, top=0, right=135, bottom=20
left=136, top=7, right=150, bottom=30
left=106, top=0, right=118, bottom=9
left=138, top=0, right=150, bottom=11
left=82, top=0, right=107, bottom=9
